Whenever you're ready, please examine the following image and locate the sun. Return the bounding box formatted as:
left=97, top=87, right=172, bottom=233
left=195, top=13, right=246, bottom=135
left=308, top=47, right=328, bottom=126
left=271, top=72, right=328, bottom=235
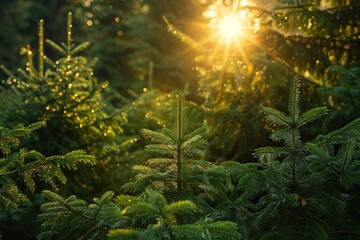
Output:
left=219, top=14, right=242, bottom=41
left=202, top=0, right=260, bottom=46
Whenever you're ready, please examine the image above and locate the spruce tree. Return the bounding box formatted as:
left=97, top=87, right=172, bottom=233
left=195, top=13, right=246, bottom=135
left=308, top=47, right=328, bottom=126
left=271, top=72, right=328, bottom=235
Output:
left=1, top=12, right=124, bottom=154
left=38, top=189, right=241, bottom=240
left=201, top=77, right=360, bottom=239
left=37, top=93, right=241, bottom=240
left=122, top=92, right=212, bottom=195
left=0, top=12, right=132, bottom=197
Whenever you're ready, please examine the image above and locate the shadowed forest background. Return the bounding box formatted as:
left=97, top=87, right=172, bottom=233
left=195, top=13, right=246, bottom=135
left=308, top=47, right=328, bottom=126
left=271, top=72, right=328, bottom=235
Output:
left=0, top=0, right=359, bottom=239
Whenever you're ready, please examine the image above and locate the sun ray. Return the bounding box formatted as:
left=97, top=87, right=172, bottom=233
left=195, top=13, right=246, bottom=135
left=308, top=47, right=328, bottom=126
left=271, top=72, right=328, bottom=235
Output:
left=164, top=0, right=265, bottom=98
left=219, top=14, right=243, bottom=43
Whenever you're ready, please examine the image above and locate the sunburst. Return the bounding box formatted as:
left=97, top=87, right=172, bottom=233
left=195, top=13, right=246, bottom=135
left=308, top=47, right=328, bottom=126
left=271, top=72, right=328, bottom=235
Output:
left=219, top=14, right=243, bottom=43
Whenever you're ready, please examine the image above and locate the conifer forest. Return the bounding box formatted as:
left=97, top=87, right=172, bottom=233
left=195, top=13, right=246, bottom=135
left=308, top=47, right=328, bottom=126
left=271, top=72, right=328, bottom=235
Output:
left=1, top=0, right=360, bottom=239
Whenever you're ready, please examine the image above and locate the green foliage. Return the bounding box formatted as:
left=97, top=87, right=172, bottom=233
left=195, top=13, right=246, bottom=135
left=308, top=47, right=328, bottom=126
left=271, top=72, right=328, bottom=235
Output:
left=122, top=92, right=211, bottom=194
left=250, top=77, right=358, bottom=239
left=38, top=189, right=241, bottom=240
left=162, top=0, right=360, bottom=161
left=35, top=73, right=360, bottom=240
left=257, top=77, right=327, bottom=164
left=36, top=91, right=241, bottom=239
left=0, top=122, right=95, bottom=209
left=0, top=13, right=125, bottom=155
left=1, top=1, right=360, bottom=239
left=198, top=77, right=360, bottom=239
left=0, top=12, right=133, bottom=199
left=0, top=0, right=40, bottom=81
left=254, top=0, right=360, bottom=81
left=319, top=66, right=360, bottom=131
left=0, top=121, right=44, bottom=155
left=110, top=189, right=241, bottom=240
left=56, top=0, right=201, bottom=95
left=38, top=190, right=124, bottom=240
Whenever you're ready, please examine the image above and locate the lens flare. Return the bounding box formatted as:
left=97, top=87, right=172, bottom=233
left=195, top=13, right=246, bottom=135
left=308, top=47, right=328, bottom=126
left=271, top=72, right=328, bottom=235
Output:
left=219, top=14, right=242, bottom=41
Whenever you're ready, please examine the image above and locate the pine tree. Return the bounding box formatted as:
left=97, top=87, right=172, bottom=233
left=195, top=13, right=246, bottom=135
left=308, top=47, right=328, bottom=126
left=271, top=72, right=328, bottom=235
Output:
left=38, top=188, right=241, bottom=240
left=0, top=12, right=133, bottom=197
left=122, top=92, right=212, bottom=194
left=256, top=76, right=328, bottom=187
left=1, top=12, right=125, bottom=155
left=39, top=0, right=202, bottom=96
left=110, top=189, right=241, bottom=240
left=199, top=76, right=360, bottom=239
left=38, top=190, right=123, bottom=240
left=0, top=121, right=95, bottom=209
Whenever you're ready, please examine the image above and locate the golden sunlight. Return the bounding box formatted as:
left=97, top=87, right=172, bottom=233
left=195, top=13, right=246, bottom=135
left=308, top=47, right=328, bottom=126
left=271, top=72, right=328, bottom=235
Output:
left=219, top=14, right=242, bottom=41
left=205, top=0, right=258, bottom=46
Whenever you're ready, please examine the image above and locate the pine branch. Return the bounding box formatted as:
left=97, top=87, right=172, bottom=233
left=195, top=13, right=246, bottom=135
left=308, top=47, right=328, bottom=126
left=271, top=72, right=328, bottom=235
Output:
left=299, top=107, right=328, bottom=127
left=261, top=107, right=290, bottom=127
left=124, top=92, right=210, bottom=194
left=38, top=190, right=124, bottom=240
left=0, top=122, right=94, bottom=209
left=112, top=190, right=241, bottom=240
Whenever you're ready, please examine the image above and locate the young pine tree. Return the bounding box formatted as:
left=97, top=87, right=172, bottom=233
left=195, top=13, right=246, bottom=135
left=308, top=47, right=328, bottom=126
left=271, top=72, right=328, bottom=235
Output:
left=201, top=76, right=360, bottom=239
left=0, top=12, right=133, bottom=197
left=1, top=12, right=125, bottom=156
left=122, top=92, right=212, bottom=195
left=38, top=188, right=241, bottom=240
left=37, top=93, right=241, bottom=240
left=110, top=189, right=241, bottom=240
